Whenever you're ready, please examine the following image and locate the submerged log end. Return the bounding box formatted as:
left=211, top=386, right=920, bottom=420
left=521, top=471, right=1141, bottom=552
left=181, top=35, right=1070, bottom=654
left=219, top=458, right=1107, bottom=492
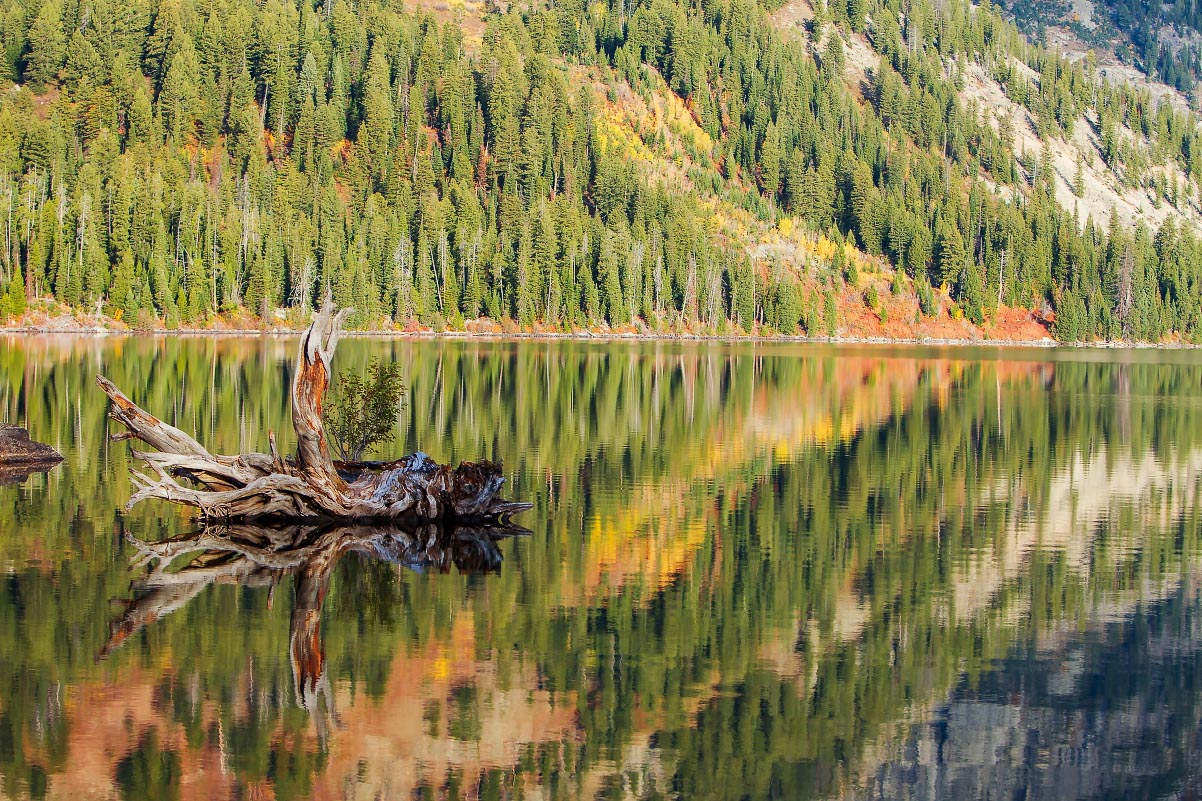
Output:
left=0, top=424, right=62, bottom=466
left=447, top=460, right=523, bottom=518
left=0, top=424, right=62, bottom=485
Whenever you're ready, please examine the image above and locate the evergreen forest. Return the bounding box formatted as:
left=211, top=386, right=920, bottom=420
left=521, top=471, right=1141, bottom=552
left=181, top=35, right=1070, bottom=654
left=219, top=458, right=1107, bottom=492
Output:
left=2, top=0, right=1202, bottom=340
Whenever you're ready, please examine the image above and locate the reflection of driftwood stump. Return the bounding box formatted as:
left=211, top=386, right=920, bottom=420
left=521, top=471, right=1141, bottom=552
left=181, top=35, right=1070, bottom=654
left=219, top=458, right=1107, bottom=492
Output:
left=0, top=424, right=63, bottom=484
left=102, top=520, right=527, bottom=737
left=97, top=296, right=530, bottom=524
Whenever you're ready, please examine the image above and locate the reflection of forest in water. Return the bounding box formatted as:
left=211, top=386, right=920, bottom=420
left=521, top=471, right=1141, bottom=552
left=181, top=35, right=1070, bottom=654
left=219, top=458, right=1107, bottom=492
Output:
left=1, top=336, right=1202, bottom=800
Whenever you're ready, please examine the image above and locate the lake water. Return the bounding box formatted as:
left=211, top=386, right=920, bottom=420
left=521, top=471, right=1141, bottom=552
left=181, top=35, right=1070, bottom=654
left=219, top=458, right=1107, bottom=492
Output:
left=1, top=335, right=1201, bottom=801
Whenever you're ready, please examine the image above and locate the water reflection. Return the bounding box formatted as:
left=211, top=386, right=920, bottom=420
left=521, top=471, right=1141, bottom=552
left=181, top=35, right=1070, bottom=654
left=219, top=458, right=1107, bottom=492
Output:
left=2, top=338, right=1202, bottom=799
left=852, top=581, right=1202, bottom=801
left=0, top=461, right=59, bottom=486
left=103, top=521, right=530, bottom=740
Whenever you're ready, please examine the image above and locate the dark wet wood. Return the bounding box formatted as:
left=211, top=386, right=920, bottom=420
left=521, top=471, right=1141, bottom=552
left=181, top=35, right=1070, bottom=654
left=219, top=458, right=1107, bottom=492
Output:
left=97, top=295, right=531, bottom=525
left=0, top=425, right=63, bottom=484
left=0, top=424, right=63, bottom=465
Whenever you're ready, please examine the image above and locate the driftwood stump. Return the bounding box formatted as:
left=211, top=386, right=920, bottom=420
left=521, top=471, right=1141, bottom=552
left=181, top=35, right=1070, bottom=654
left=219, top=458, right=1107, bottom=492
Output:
left=97, top=296, right=530, bottom=524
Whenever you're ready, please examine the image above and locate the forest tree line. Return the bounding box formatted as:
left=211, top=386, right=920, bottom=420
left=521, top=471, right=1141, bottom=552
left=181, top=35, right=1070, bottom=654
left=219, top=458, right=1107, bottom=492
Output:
left=1, top=0, right=1202, bottom=340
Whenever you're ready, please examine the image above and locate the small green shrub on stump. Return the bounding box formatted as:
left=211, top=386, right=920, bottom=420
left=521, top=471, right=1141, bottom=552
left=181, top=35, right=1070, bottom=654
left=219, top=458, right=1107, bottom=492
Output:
left=323, top=360, right=407, bottom=461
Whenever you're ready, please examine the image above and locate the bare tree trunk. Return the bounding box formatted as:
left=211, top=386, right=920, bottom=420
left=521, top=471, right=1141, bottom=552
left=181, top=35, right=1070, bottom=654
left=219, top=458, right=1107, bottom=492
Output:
left=98, top=295, right=530, bottom=525
left=292, top=299, right=353, bottom=506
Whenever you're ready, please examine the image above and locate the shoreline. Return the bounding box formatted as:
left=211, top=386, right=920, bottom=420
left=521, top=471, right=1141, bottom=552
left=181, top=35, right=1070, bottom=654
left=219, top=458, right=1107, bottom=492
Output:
left=3, top=324, right=1199, bottom=349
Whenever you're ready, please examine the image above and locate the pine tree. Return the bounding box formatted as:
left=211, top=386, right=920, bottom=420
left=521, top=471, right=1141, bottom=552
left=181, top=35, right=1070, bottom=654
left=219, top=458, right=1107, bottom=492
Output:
left=759, top=123, right=783, bottom=199
left=847, top=0, right=867, bottom=32
left=24, top=0, right=66, bottom=87
left=161, top=35, right=202, bottom=141
left=935, top=222, right=966, bottom=287
left=599, top=225, right=626, bottom=325
left=362, top=49, right=394, bottom=188
left=961, top=260, right=986, bottom=324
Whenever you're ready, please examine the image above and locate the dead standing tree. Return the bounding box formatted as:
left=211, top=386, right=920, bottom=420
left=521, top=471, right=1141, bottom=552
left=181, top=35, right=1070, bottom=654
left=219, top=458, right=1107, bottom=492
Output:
left=97, top=296, right=530, bottom=525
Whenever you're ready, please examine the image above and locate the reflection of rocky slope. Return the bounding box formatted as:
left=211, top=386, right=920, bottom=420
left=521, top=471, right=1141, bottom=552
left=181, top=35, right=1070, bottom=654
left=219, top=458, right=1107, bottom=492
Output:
left=808, top=447, right=1202, bottom=800
left=849, top=579, right=1202, bottom=801
left=951, top=446, right=1202, bottom=624
left=780, top=396, right=1202, bottom=657
left=742, top=363, right=1202, bottom=800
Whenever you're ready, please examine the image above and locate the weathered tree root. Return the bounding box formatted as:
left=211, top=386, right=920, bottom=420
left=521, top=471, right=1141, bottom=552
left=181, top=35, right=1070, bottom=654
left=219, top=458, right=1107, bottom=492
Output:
left=98, top=295, right=531, bottom=525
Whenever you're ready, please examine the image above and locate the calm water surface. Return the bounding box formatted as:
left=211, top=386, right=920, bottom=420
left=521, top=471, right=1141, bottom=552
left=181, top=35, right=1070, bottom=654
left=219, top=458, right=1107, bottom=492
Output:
left=1, top=336, right=1201, bottom=801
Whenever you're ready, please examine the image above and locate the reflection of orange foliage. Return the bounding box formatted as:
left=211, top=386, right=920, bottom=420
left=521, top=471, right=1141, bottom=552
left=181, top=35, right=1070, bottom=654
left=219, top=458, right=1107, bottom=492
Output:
left=40, top=618, right=579, bottom=801
left=749, top=356, right=951, bottom=458
left=44, top=670, right=240, bottom=801
left=311, top=612, right=579, bottom=800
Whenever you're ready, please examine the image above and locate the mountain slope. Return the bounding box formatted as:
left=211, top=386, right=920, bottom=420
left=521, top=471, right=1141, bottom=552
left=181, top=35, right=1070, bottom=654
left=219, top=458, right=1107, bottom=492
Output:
left=0, top=0, right=1200, bottom=342
left=999, top=0, right=1202, bottom=96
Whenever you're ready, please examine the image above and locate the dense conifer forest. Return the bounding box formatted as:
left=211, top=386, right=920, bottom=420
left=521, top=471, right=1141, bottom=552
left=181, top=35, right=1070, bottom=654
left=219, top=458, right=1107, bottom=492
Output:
left=2, top=0, right=1202, bottom=340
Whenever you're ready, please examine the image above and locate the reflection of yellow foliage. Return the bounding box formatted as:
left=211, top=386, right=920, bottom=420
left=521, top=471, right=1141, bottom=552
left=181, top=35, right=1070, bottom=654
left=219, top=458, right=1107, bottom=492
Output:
left=584, top=498, right=709, bottom=601
left=839, top=414, right=859, bottom=441
left=422, top=616, right=478, bottom=683
left=809, top=416, right=836, bottom=446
